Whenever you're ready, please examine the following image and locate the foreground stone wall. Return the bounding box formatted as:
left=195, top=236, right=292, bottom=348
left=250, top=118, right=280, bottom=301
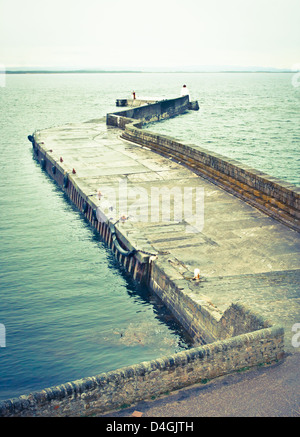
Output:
left=0, top=322, right=283, bottom=417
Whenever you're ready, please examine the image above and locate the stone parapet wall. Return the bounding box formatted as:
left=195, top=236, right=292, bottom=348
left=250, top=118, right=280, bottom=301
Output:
left=0, top=323, right=284, bottom=417
left=120, top=124, right=300, bottom=232
left=107, top=95, right=190, bottom=127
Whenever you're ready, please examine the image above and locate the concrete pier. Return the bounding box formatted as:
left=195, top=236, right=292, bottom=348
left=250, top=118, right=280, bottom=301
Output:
left=30, top=101, right=299, bottom=350
left=1, top=95, right=298, bottom=416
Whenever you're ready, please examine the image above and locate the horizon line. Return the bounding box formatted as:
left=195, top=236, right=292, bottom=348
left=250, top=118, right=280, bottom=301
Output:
left=4, top=68, right=294, bottom=74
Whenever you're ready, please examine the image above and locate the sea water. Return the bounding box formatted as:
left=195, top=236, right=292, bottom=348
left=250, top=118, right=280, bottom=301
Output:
left=152, top=72, right=300, bottom=187
left=0, top=72, right=299, bottom=401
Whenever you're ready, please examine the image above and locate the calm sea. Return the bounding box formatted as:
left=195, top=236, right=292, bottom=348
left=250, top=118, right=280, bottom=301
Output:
left=152, top=72, right=300, bottom=187
left=0, top=72, right=299, bottom=400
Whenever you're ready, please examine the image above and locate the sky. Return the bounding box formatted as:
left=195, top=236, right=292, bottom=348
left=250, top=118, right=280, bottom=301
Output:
left=0, top=0, right=299, bottom=70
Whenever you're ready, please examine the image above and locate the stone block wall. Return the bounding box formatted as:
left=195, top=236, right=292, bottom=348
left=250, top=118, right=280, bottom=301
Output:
left=106, top=95, right=190, bottom=128
left=120, top=124, right=300, bottom=232
left=0, top=323, right=283, bottom=417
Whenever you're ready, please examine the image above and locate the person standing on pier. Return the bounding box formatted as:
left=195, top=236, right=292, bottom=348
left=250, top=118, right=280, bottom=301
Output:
left=180, top=84, right=191, bottom=101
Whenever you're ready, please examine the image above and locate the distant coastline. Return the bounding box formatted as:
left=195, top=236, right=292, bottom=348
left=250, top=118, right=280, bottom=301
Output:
left=4, top=69, right=293, bottom=74
left=4, top=70, right=142, bottom=74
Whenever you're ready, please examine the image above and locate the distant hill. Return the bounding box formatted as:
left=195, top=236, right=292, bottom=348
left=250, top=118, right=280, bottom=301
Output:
left=5, top=69, right=141, bottom=74
left=4, top=65, right=292, bottom=74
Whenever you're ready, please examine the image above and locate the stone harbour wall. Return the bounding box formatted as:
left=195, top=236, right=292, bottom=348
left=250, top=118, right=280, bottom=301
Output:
left=107, top=95, right=190, bottom=128
left=0, top=323, right=284, bottom=417
left=120, top=123, right=300, bottom=232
